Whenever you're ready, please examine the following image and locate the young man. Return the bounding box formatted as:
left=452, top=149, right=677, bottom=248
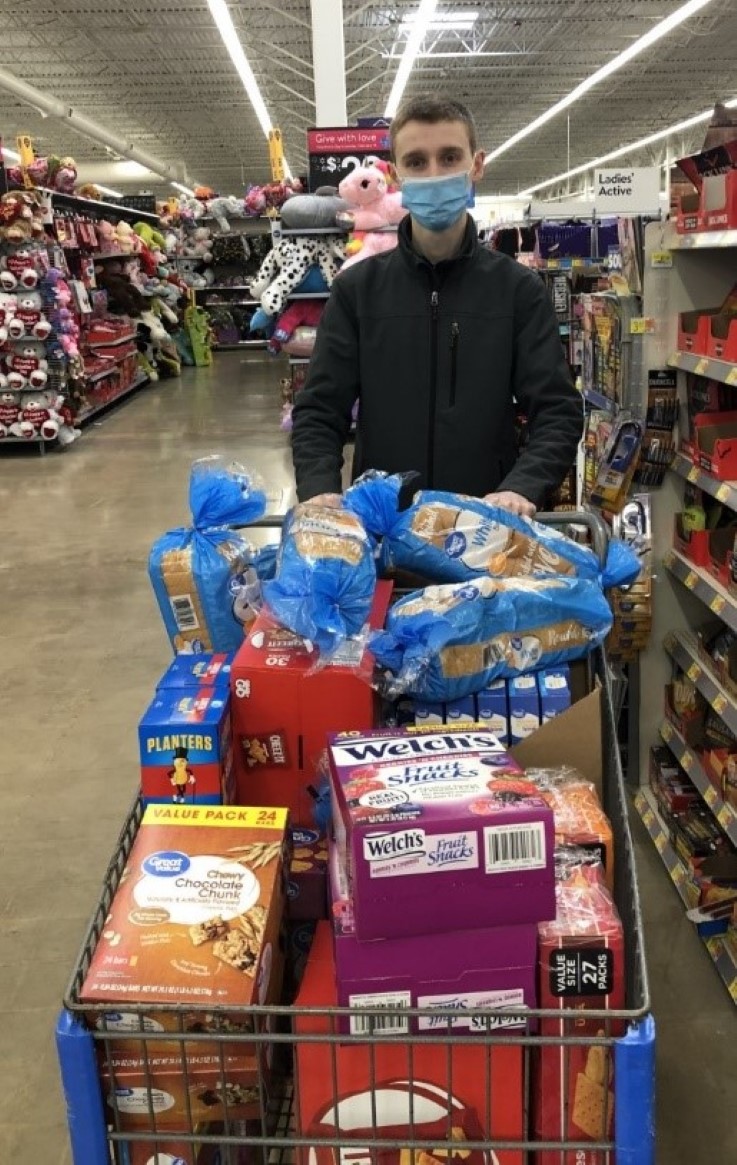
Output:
left=291, top=95, right=582, bottom=517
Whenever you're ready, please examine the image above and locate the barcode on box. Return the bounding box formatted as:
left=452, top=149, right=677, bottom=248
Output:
left=348, top=991, right=411, bottom=1035
left=484, top=823, right=546, bottom=873
left=170, top=594, right=199, bottom=631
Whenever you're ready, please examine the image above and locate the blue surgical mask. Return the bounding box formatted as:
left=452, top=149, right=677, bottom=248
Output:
left=401, top=170, right=472, bottom=232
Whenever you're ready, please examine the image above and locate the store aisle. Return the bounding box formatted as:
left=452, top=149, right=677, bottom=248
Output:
left=0, top=352, right=733, bottom=1163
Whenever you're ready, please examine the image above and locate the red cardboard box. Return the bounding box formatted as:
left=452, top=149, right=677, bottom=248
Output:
left=294, top=923, right=525, bottom=1165
left=533, top=859, right=624, bottom=1164
left=709, top=314, right=737, bottom=364
left=678, top=309, right=718, bottom=355
left=703, top=168, right=737, bottom=232
left=691, top=411, right=737, bottom=480
left=230, top=582, right=392, bottom=826
left=673, top=514, right=710, bottom=569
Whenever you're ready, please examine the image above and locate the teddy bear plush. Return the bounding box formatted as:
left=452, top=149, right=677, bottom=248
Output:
left=336, top=162, right=407, bottom=272
left=115, top=221, right=139, bottom=254
left=250, top=237, right=344, bottom=320
left=97, top=220, right=120, bottom=254
left=0, top=388, right=23, bottom=438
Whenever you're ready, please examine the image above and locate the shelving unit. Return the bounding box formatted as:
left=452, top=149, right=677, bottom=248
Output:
left=664, top=630, right=737, bottom=736
left=663, top=548, right=733, bottom=626
left=633, top=790, right=737, bottom=1004
left=76, top=371, right=150, bottom=424
left=670, top=451, right=737, bottom=506
left=670, top=229, right=737, bottom=251
left=40, top=188, right=159, bottom=224
left=658, top=717, right=737, bottom=844
left=667, top=349, right=737, bottom=386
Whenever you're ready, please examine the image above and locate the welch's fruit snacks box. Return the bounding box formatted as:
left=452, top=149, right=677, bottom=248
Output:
left=328, top=726, right=555, bottom=940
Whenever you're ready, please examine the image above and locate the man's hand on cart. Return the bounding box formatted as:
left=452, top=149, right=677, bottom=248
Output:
left=484, top=490, right=537, bottom=518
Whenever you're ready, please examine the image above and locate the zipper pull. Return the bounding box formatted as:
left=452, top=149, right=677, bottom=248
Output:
left=450, top=321, right=460, bottom=349
left=431, top=290, right=439, bottom=317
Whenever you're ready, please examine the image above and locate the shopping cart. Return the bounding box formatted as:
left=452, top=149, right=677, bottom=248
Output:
left=59, top=510, right=655, bottom=1165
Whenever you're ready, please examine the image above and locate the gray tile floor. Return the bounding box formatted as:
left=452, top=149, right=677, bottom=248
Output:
left=0, top=353, right=734, bottom=1162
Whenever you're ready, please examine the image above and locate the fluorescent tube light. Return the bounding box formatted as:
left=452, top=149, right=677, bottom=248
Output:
left=208, top=0, right=273, bottom=138
left=401, top=9, right=477, bottom=30
left=95, top=184, right=124, bottom=198
left=385, top=0, right=439, bottom=118
left=1, top=146, right=21, bottom=161
left=485, top=0, right=716, bottom=166
left=519, top=96, right=737, bottom=196
left=171, top=181, right=196, bottom=196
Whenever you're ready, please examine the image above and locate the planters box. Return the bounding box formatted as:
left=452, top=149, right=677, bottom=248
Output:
left=230, top=582, right=392, bottom=826
left=507, top=674, right=541, bottom=744
left=476, top=680, right=510, bottom=744
left=139, top=687, right=233, bottom=806
left=80, top=805, right=289, bottom=1061
left=329, top=843, right=536, bottom=1036
left=294, top=922, right=526, bottom=1165
left=287, top=827, right=329, bottom=921
left=691, top=410, right=737, bottom=480
left=157, top=652, right=235, bottom=691
left=328, top=726, right=555, bottom=940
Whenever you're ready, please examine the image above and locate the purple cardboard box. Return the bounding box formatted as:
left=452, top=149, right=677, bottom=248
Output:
left=328, top=726, right=555, bottom=940
left=329, top=844, right=537, bottom=1035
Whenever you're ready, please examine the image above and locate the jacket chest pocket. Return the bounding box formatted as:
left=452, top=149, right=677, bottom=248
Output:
left=440, top=312, right=513, bottom=409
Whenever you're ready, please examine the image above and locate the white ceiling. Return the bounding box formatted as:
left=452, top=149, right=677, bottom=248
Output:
left=0, top=0, right=735, bottom=197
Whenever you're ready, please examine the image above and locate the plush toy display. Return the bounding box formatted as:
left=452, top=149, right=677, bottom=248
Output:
left=336, top=161, right=407, bottom=272
left=280, top=187, right=348, bottom=230
left=133, top=222, right=168, bottom=253
left=250, top=236, right=343, bottom=319
left=268, top=299, right=325, bottom=355
left=115, top=221, right=139, bottom=254
left=208, top=195, right=244, bottom=233
left=6, top=153, right=77, bottom=193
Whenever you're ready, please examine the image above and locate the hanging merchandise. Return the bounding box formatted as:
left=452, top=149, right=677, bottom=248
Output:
left=588, top=415, right=644, bottom=514
left=148, top=457, right=267, bottom=654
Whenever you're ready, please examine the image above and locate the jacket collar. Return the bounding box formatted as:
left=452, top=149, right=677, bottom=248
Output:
left=398, top=213, right=479, bottom=271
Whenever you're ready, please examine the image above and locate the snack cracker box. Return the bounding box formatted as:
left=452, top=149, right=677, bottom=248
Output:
left=287, top=826, right=329, bottom=921
left=534, top=859, right=625, bottom=1164
left=329, top=842, right=537, bottom=1035
left=294, top=922, right=525, bottom=1165
left=230, top=581, right=392, bottom=826
left=537, top=665, right=572, bottom=722
left=157, top=652, right=235, bottom=691
left=413, top=700, right=444, bottom=726
left=445, top=696, right=476, bottom=725
left=80, top=805, right=289, bottom=1057
left=328, top=726, right=555, bottom=940
left=139, top=687, right=234, bottom=806
left=508, top=674, right=541, bottom=744
left=476, top=680, right=510, bottom=745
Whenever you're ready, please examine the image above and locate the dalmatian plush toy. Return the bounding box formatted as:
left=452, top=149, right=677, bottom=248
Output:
left=249, top=236, right=344, bottom=321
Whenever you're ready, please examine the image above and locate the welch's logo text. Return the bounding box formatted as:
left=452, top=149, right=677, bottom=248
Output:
left=336, top=732, right=502, bottom=764
left=142, top=851, right=191, bottom=878
left=363, top=829, right=425, bottom=863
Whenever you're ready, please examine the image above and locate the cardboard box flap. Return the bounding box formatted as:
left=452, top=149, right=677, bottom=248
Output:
left=511, top=688, right=602, bottom=795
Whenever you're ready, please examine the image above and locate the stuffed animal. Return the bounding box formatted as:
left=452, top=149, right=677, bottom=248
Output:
left=0, top=292, right=16, bottom=343
left=336, top=162, right=407, bottom=272
left=115, top=221, right=138, bottom=254
left=7, top=340, right=49, bottom=389
left=244, top=185, right=267, bottom=217
left=268, top=299, right=325, bottom=354
left=207, top=195, right=244, bottom=233
left=53, top=157, right=78, bottom=194
left=280, top=187, right=349, bottom=231
left=0, top=388, right=23, bottom=438
left=8, top=290, right=45, bottom=340
left=97, top=220, right=120, bottom=254
left=250, top=237, right=343, bottom=319
left=77, top=183, right=102, bottom=201
left=134, top=222, right=168, bottom=252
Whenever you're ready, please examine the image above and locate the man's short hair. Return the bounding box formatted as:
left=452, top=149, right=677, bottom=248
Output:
left=390, top=95, right=478, bottom=157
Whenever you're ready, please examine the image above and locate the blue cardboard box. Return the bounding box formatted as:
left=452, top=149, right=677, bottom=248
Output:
left=508, top=674, right=541, bottom=745
left=537, top=666, right=572, bottom=723
left=138, top=686, right=233, bottom=806
left=445, top=696, right=477, bottom=725
left=156, top=651, right=235, bottom=691
left=476, top=680, right=510, bottom=745
left=412, top=700, right=444, bottom=726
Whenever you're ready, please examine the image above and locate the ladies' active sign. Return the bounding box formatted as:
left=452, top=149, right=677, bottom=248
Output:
left=307, top=127, right=391, bottom=190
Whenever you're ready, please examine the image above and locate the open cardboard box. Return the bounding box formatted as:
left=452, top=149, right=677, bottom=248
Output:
left=511, top=684, right=603, bottom=793
left=692, top=410, right=737, bottom=479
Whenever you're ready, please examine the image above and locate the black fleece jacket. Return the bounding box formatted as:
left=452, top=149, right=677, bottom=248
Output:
left=291, top=215, right=582, bottom=506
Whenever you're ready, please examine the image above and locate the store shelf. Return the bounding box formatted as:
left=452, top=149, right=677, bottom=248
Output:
left=634, top=790, right=737, bottom=1004
left=664, top=630, right=737, bottom=736
left=77, top=371, right=149, bottom=424
left=211, top=340, right=268, bottom=350
left=668, top=350, right=737, bottom=387
left=659, top=717, right=737, bottom=846
left=288, top=357, right=311, bottom=365
left=272, top=226, right=346, bottom=236
left=203, top=300, right=259, bottom=307
left=663, top=548, right=737, bottom=631
left=670, top=230, right=737, bottom=251
left=86, top=332, right=137, bottom=349
left=671, top=451, right=737, bottom=509
left=582, top=387, right=617, bottom=412
left=289, top=292, right=330, bottom=300
left=40, top=188, right=158, bottom=223
left=85, top=353, right=137, bottom=384
left=197, top=285, right=254, bottom=293
left=633, top=790, right=699, bottom=908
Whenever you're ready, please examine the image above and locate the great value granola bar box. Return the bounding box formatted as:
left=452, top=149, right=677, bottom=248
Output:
left=80, top=804, right=289, bottom=1054
left=329, top=841, right=537, bottom=1035
left=328, top=726, right=555, bottom=940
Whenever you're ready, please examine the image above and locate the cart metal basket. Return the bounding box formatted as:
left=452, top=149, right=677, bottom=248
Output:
left=59, top=511, right=655, bottom=1165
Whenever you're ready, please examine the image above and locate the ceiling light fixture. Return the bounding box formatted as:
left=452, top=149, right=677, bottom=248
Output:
left=385, top=0, right=439, bottom=118
left=519, top=95, right=737, bottom=196
left=1, top=145, right=21, bottom=161
left=401, top=9, right=478, bottom=31
left=95, top=184, right=124, bottom=199
left=171, top=181, right=196, bottom=196
left=484, top=0, right=716, bottom=167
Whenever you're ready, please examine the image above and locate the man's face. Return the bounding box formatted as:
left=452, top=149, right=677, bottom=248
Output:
left=393, top=119, right=485, bottom=182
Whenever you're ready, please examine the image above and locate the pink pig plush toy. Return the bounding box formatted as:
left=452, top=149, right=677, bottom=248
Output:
left=336, top=162, right=407, bottom=273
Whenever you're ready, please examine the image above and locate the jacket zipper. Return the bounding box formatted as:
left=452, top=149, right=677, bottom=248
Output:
left=449, top=321, right=460, bottom=407
left=428, top=288, right=439, bottom=486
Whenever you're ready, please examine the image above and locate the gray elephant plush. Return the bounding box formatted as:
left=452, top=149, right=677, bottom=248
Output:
left=279, top=187, right=349, bottom=230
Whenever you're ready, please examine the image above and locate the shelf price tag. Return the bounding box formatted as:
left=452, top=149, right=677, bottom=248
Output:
left=710, top=595, right=726, bottom=615
left=662, top=721, right=673, bottom=742
left=727, top=367, right=737, bottom=386
left=728, top=977, right=737, bottom=1002
left=655, top=833, right=667, bottom=854
left=716, top=483, right=732, bottom=503
left=687, top=662, right=701, bottom=683
left=713, top=693, right=729, bottom=716
left=572, top=258, right=584, bottom=268
left=630, top=317, right=655, bottom=334
left=717, top=805, right=734, bottom=830
left=547, top=259, right=560, bottom=269
left=704, top=785, right=718, bottom=807
left=681, top=751, right=693, bottom=771
left=694, top=358, right=710, bottom=376
left=684, top=570, right=698, bottom=589
left=687, top=464, right=700, bottom=483
left=651, top=250, right=673, bottom=268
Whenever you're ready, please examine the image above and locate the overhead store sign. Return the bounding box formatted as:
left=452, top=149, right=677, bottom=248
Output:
left=307, top=127, right=391, bottom=191
left=593, top=167, right=661, bottom=214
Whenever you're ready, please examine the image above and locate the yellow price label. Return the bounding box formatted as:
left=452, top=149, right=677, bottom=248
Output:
left=572, top=258, right=584, bottom=268
left=662, top=722, right=674, bottom=743
left=694, top=358, right=710, bottom=376
left=547, top=259, right=560, bottom=269
left=681, top=751, right=693, bottom=771
left=687, top=464, right=700, bottom=483
left=664, top=550, right=675, bottom=569
left=684, top=570, right=698, bottom=589
left=687, top=662, right=701, bottom=682
left=710, top=595, right=726, bottom=615
left=672, top=865, right=685, bottom=884
left=713, top=693, right=728, bottom=716
left=718, top=805, right=734, bottom=830
left=630, top=317, right=655, bottom=335
left=671, top=352, right=682, bottom=366
left=728, top=977, right=737, bottom=1001
left=651, top=250, right=673, bottom=268
left=704, top=785, right=718, bottom=807
left=655, top=834, right=667, bottom=853
left=716, top=483, right=732, bottom=502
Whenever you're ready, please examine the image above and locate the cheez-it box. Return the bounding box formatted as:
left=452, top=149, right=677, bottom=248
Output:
left=230, top=581, right=392, bottom=826
left=295, top=922, right=525, bottom=1165
left=80, top=805, right=289, bottom=1054
left=138, top=687, right=233, bottom=806
left=534, top=858, right=624, bottom=1164
left=328, top=725, right=555, bottom=940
